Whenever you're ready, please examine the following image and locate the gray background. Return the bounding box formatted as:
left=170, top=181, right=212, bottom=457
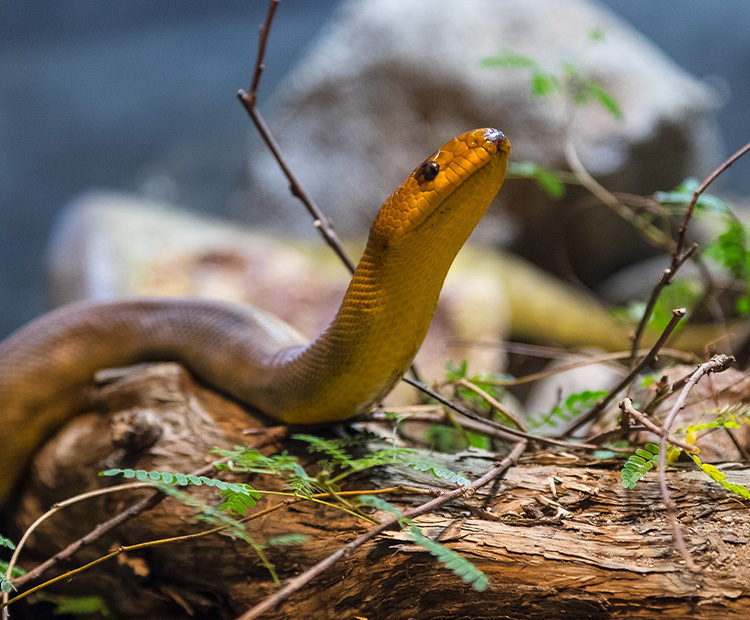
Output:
left=1, top=1, right=749, bottom=338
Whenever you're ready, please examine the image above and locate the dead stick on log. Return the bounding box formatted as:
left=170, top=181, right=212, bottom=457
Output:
left=656, top=353, right=734, bottom=570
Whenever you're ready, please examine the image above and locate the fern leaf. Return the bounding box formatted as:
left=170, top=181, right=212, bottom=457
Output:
left=292, top=434, right=354, bottom=466
left=690, top=454, right=750, bottom=500
left=99, top=469, right=259, bottom=505
left=620, top=443, right=659, bottom=488
left=398, top=456, right=471, bottom=486
left=267, top=535, right=308, bottom=547
left=409, top=525, right=489, bottom=592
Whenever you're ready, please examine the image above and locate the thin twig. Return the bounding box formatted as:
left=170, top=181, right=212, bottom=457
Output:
left=628, top=247, right=697, bottom=366
left=618, top=398, right=696, bottom=454
left=675, top=140, right=750, bottom=259
left=246, top=0, right=279, bottom=107
left=401, top=377, right=624, bottom=452
left=563, top=138, right=673, bottom=249
left=477, top=346, right=697, bottom=387
left=238, top=0, right=427, bottom=381
left=456, top=377, right=526, bottom=430
left=560, top=308, right=686, bottom=437
left=236, top=1, right=355, bottom=273
left=235, top=441, right=528, bottom=620
left=2, top=481, right=153, bottom=599
left=630, top=139, right=750, bottom=362
left=1, top=486, right=424, bottom=609
left=655, top=354, right=735, bottom=571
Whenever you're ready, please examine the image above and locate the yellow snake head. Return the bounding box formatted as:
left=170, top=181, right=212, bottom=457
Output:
left=371, top=128, right=509, bottom=245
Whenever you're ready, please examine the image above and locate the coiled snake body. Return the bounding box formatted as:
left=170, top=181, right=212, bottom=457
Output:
left=0, top=128, right=509, bottom=504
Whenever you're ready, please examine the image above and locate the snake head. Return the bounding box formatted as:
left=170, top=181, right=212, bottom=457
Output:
left=371, top=128, right=510, bottom=241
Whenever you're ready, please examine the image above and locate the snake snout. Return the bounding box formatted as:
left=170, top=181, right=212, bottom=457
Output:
left=484, top=128, right=510, bottom=153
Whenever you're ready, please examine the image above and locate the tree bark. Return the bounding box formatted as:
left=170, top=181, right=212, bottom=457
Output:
left=5, top=363, right=750, bottom=619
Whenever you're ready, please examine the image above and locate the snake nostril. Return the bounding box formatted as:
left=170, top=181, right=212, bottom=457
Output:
left=484, top=128, right=509, bottom=151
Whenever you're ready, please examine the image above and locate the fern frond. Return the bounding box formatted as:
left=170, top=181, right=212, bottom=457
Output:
left=358, top=496, right=490, bottom=591
left=267, top=535, right=308, bottom=547
left=397, top=456, right=471, bottom=486
left=408, top=525, right=489, bottom=592
left=620, top=443, right=660, bottom=488
left=689, top=454, right=750, bottom=500
left=99, top=468, right=260, bottom=509
left=292, top=434, right=355, bottom=466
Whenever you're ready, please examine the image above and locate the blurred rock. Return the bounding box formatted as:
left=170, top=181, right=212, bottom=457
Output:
left=244, top=0, right=722, bottom=285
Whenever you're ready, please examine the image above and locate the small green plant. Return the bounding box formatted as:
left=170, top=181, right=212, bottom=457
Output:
left=359, top=496, right=489, bottom=592
left=1, top=534, right=19, bottom=593
left=481, top=52, right=622, bottom=120
left=507, top=161, right=568, bottom=199
left=689, top=454, right=750, bottom=500
left=704, top=218, right=750, bottom=314
left=100, top=468, right=260, bottom=514
left=41, top=594, right=111, bottom=617
left=293, top=434, right=471, bottom=487
left=528, top=390, right=608, bottom=430
left=620, top=443, right=660, bottom=488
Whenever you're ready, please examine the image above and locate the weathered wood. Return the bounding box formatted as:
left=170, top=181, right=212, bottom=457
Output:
left=6, top=363, right=750, bottom=619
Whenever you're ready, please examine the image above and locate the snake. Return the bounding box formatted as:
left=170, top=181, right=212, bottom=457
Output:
left=0, top=128, right=509, bottom=504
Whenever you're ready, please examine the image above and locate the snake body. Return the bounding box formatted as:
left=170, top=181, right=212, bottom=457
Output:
left=0, top=128, right=509, bottom=504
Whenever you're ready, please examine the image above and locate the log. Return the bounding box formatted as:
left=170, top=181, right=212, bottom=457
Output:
left=5, top=363, right=750, bottom=619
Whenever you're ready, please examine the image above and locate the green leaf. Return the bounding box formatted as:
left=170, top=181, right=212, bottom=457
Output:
left=582, top=78, right=622, bottom=119
left=409, top=525, right=490, bottom=592
left=593, top=450, right=616, bottom=459
left=0, top=534, right=15, bottom=550
left=51, top=595, right=110, bottom=615
left=703, top=218, right=750, bottom=281
left=531, top=71, right=559, bottom=97
left=654, top=178, right=730, bottom=214
left=219, top=489, right=257, bottom=515
left=620, top=443, right=660, bottom=487
left=293, top=434, right=355, bottom=467
left=508, top=161, right=566, bottom=199
left=399, top=457, right=471, bottom=486
left=481, top=52, right=537, bottom=69
left=267, top=534, right=308, bottom=547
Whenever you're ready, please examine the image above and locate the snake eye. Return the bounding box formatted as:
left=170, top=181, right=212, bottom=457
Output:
left=417, top=160, right=439, bottom=182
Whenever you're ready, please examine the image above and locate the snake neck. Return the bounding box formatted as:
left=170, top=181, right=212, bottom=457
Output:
left=271, top=230, right=455, bottom=424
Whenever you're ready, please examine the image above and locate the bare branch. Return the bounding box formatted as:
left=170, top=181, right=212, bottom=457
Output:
left=630, top=139, right=750, bottom=361
left=618, top=398, right=695, bottom=454
left=237, top=1, right=356, bottom=273
left=561, top=308, right=686, bottom=437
